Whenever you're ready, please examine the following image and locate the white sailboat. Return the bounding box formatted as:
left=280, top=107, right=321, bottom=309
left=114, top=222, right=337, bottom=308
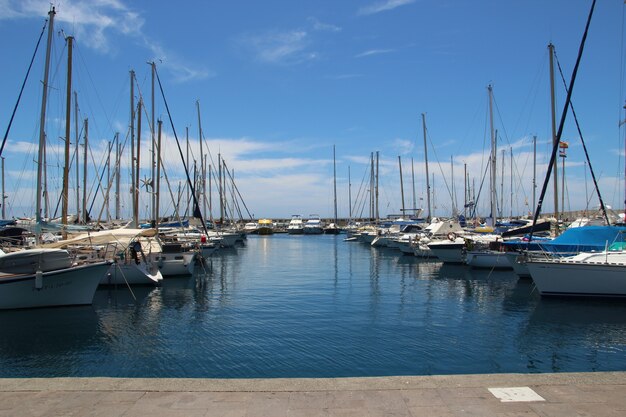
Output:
left=526, top=250, right=626, bottom=297
left=0, top=8, right=112, bottom=309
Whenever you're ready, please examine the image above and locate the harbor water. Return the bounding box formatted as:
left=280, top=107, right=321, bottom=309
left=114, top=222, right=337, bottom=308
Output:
left=1, top=234, right=625, bottom=378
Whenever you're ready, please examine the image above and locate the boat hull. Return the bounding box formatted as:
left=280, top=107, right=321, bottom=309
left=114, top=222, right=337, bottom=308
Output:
left=465, top=250, right=513, bottom=269
left=0, top=261, right=110, bottom=310
left=427, top=242, right=465, bottom=263
left=527, top=260, right=626, bottom=297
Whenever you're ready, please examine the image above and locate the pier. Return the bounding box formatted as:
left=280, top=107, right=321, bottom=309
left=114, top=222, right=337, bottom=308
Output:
left=1, top=372, right=625, bottom=416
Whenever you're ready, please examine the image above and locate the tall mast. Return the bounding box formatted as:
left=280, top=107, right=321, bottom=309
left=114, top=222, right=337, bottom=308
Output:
left=451, top=155, right=456, bottom=216
left=332, top=145, right=337, bottom=224
left=196, top=101, right=206, bottom=218
left=348, top=166, right=352, bottom=221
left=62, top=35, right=73, bottom=227
left=488, top=85, right=497, bottom=226
left=549, top=43, right=559, bottom=220
left=421, top=113, right=431, bottom=221
left=369, top=152, right=374, bottom=220
left=156, top=119, right=162, bottom=231
left=129, top=70, right=136, bottom=226
left=463, top=163, right=467, bottom=218
left=186, top=126, right=190, bottom=217
left=82, top=118, right=88, bottom=223
left=411, top=158, right=416, bottom=212
left=115, top=134, right=120, bottom=220
left=500, top=148, right=505, bottom=218
left=532, top=135, right=537, bottom=212
left=135, top=100, right=142, bottom=226
left=149, top=61, right=156, bottom=223
left=218, top=153, right=223, bottom=224
left=75, top=91, right=80, bottom=222
left=1, top=157, right=5, bottom=219
left=35, top=7, right=55, bottom=225
left=398, top=155, right=405, bottom=215
left=375, top=151, right=379, bottom=220
left=510, top=147, right=513, bottom=218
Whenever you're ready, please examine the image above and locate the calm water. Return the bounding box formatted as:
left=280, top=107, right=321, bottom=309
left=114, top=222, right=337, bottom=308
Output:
left=1, top=234, right=626, bottom=378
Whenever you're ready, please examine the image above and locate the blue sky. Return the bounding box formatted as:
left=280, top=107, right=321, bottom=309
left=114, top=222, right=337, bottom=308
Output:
left=1, top=0, right=625, bottom=221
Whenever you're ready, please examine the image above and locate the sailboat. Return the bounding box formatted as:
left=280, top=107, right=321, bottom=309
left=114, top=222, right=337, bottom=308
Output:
left=0, top=8, right=111, bottom=309
left=324, top=145, right=341, bottom=234
left=464, top=85, right=512, bottom=269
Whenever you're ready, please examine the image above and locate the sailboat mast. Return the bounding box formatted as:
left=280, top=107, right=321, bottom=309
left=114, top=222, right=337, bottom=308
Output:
left=500, top=149, right=505, bottom=219
left=411, top=158, right=416, bottom=212
left=421, top=113, right=431, bottom=221
left=155, top=119, right=162, bottom=231
left=488, top=85, right=497, bottom=226
left=129, top=70, right=136, bottom=226
left=135, top=99, right=142, bottom=226
left=549, top=43, right=559, bottom=220
left=375, top=151, right=379, bottom=220
left=510, top=147, right=513, bottom=218
left=532, top=135, right=537, bottom=212
left=75, top=91, right=80, bottom=222
left=1, top=157, right=5, bottom=219
left=150, top=61, right=156, bottom=223
left=398, top=156, right=405, bottom=215
left=196, top=101, right=206, bottom=219
left=35, top=7, right=55, bottom=224
left=82, top=118, right=88, bottom=223
left=115, top=134, right=120, bottom=220
left=333, top=145, right=337, bottom=224
left=62, top=35, right=73, bottom=227
left=348, top=166, right=352, bottom=220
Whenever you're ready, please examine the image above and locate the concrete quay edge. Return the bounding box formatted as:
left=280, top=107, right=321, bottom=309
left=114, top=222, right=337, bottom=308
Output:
left=1, top=371, right=624, bottom=392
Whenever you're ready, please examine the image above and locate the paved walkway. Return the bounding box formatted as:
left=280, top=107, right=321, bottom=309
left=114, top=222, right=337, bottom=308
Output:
left=0, top=372, right=625, bottom=416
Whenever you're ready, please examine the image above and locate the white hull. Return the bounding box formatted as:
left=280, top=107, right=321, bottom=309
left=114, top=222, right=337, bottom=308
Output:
left=153, top=252, right=196, bottom=276
left=0, top=261, right=110, bottom=310
left=527, top=257, right=626, bottom=297
left=102, top=261, right=163, bottom=286
left=427, top=241, right=465, bottom=263
left=413, top=244, right=435, bottom=258
left=465, top=250, right=513, bottom=269
left=505, top=252, right=531, bottom=277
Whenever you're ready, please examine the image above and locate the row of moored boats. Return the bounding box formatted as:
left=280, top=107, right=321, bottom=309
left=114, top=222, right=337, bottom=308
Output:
left=347, top=215, right=626, bottom=298
left=0, top=220, right=246, bottom=310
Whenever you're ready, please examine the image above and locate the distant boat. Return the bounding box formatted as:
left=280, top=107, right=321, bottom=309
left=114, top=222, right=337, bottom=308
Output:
left=303, top=215, right=324, bottom=235
left=243, top=222, right=258, bottom=234
left=257, top=219, right=274, bottom=235
left=323, top=223, right=341, bottom=235
left=0, top=248, right=110, bottom=310
left=287, top=215, right=304, bottom=234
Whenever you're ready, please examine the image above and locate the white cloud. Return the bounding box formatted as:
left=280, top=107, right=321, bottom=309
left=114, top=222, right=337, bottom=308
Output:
left=355, top=49, right=394, bottom=58
left=307, top=17, right=341, bottom=32
left=240, top=29, right=317, bottom=65
left=2, top=0, right=209, bottom=83
left=358, top=0, right=416, bottom=16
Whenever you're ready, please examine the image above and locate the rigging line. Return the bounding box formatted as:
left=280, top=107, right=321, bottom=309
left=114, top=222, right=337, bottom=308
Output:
left=528, top=0, right=597, bottom=244
left=426, top=130, right=455, bottom=212
left=154, top=65, right=209, bottom=236
left=222, top=161, right=253, bottom=220
left=1, top=17, right=48, bottom=158
left=553, top=47, right=610, bottom=225
left=73, top=42, right=115, bottom=139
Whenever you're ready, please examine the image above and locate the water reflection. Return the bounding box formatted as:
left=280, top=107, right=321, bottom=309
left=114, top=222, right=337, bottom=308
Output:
left=0, top=306, right=100, bottom=376
left=1, top=236, right=626, bottom=378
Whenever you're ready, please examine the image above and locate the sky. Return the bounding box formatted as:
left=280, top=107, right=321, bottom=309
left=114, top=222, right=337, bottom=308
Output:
left=1, top=0, right=626, bottom=222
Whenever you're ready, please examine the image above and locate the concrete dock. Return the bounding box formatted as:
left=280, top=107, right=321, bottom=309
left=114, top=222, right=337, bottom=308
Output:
left=0, top=372, right=624, bottom=416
